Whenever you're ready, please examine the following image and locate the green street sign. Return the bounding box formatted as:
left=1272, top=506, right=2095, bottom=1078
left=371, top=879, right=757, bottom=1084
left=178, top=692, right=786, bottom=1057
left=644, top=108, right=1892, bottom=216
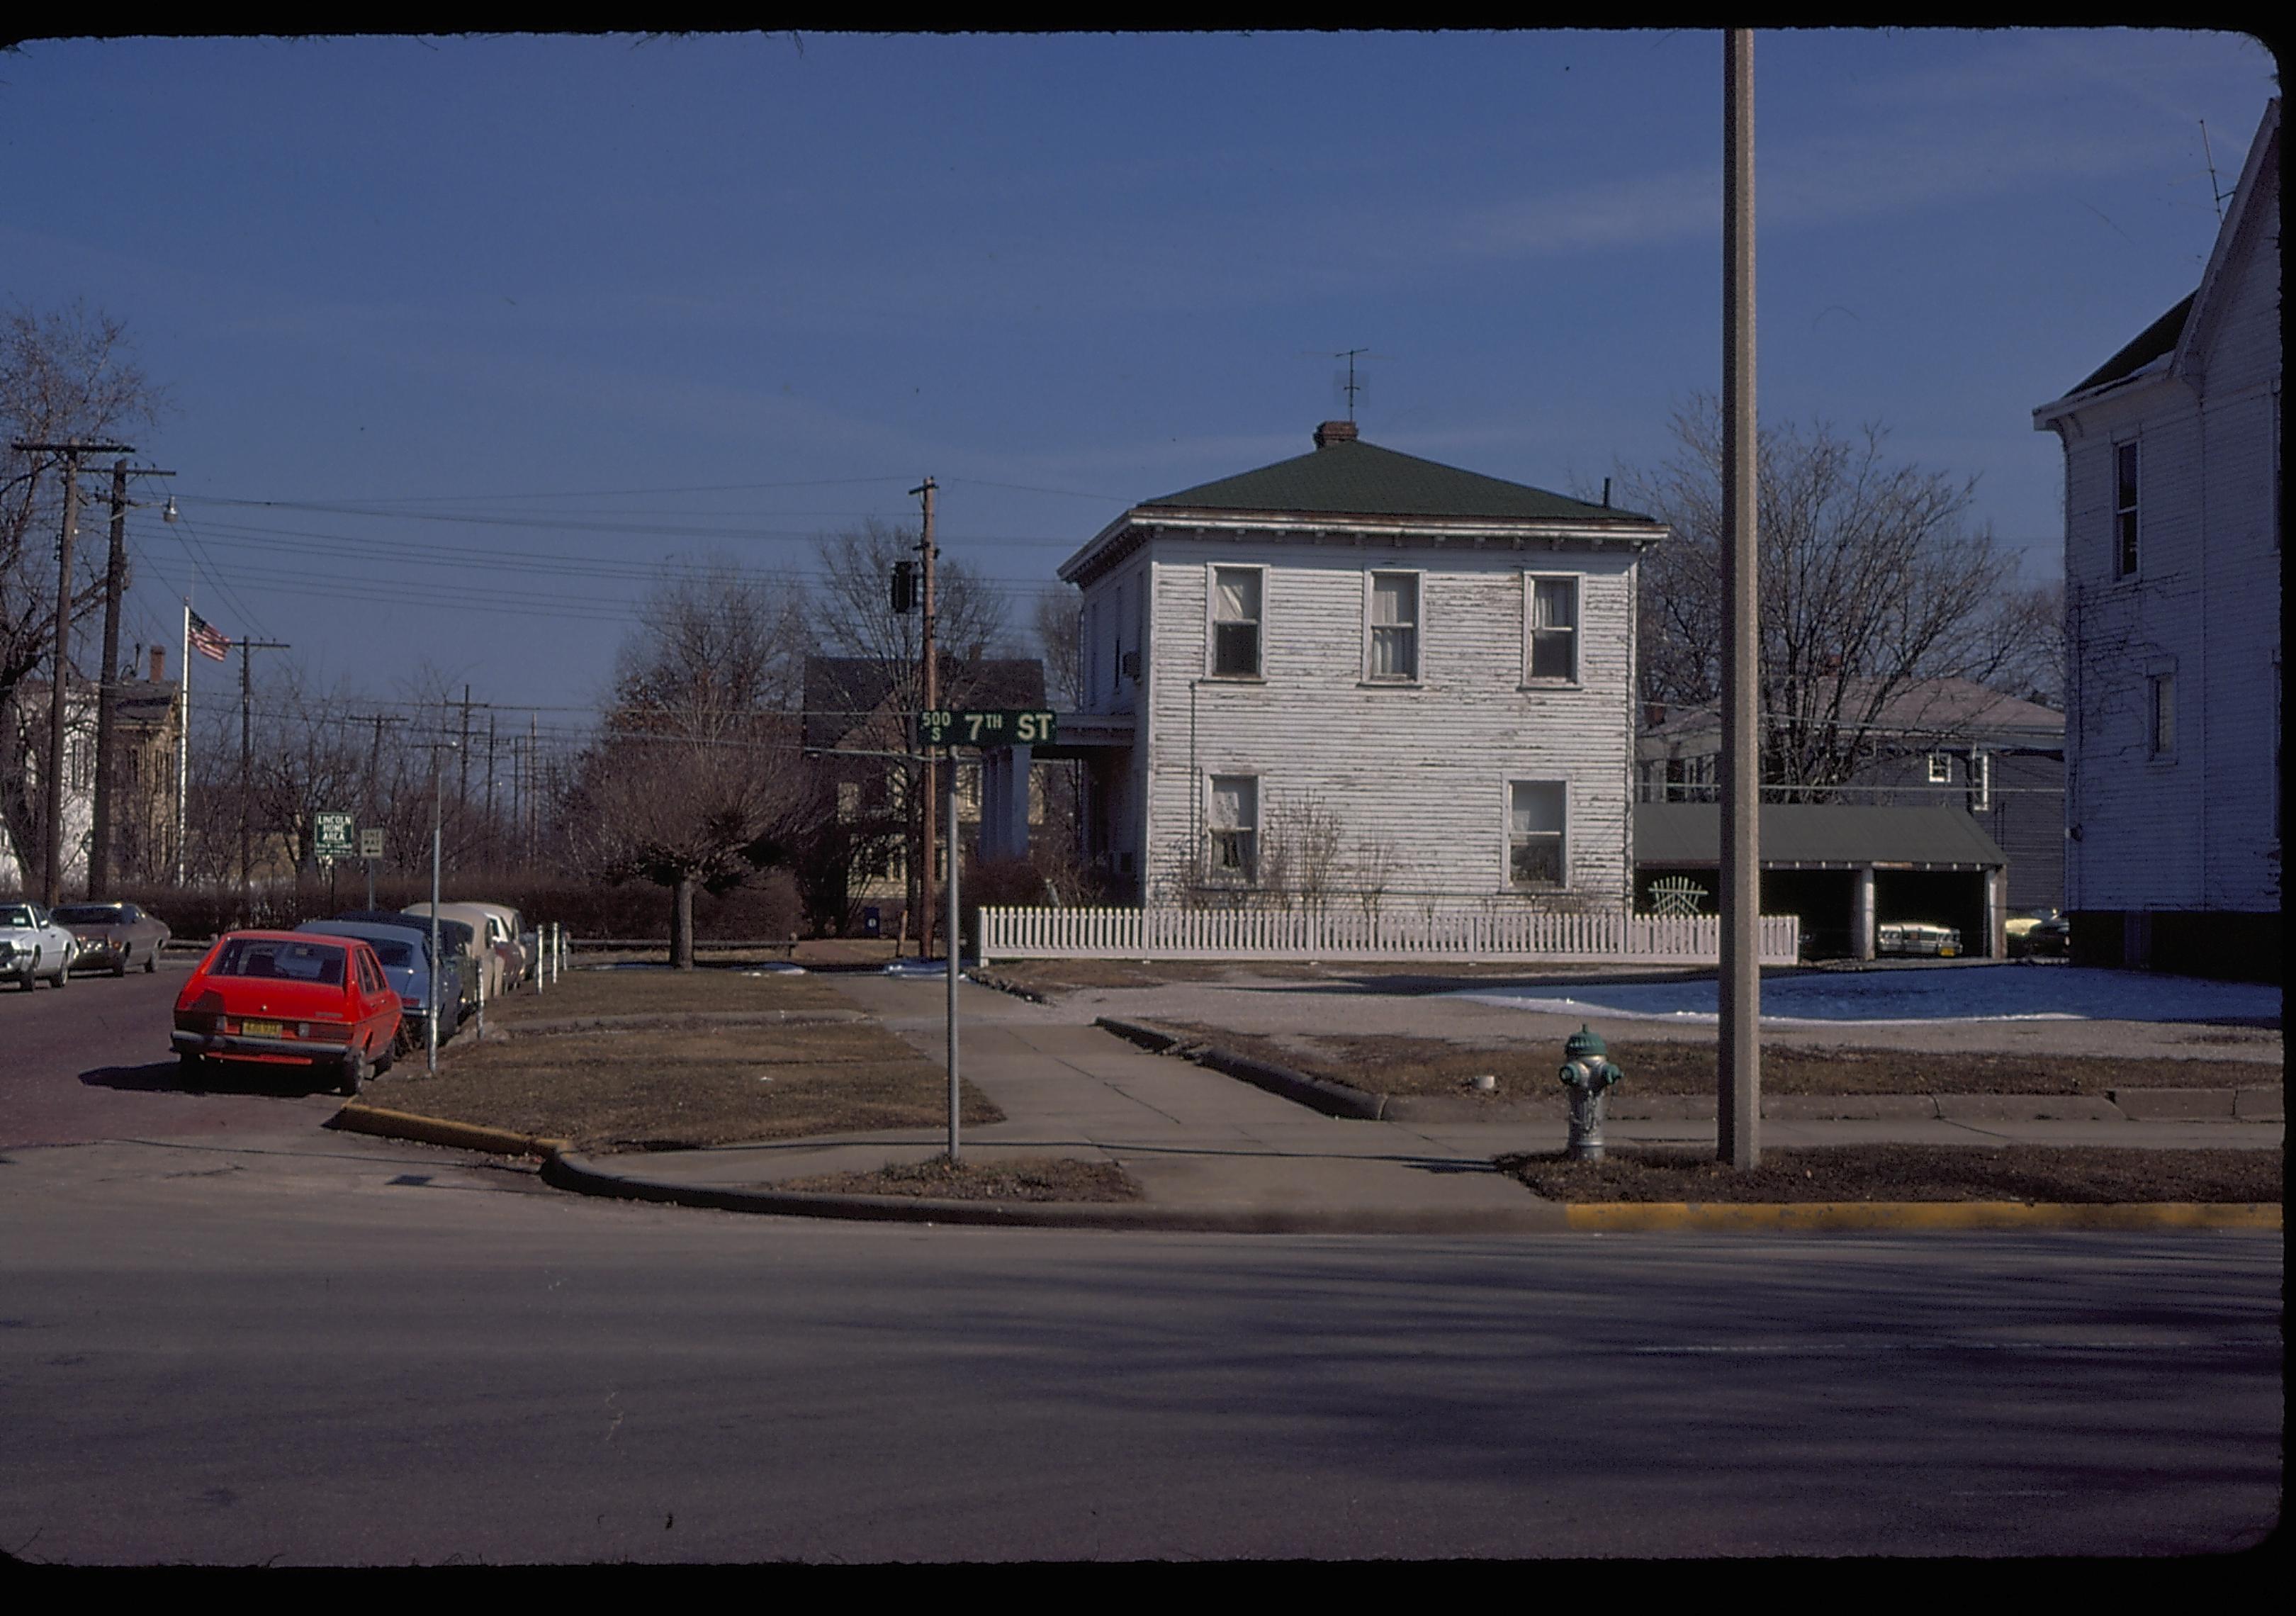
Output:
left=913, top=709, right=1057, bottom=748
left=315, top=811, right=355, bottom=860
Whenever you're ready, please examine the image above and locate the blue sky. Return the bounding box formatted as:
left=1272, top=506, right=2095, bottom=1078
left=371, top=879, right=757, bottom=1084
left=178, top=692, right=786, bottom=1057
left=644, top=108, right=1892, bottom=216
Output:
left=1, top=28, right=2277, bottom=741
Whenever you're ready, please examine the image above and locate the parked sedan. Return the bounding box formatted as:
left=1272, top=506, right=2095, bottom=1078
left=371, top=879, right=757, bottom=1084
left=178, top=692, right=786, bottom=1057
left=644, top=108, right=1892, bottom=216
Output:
left=54, top=901, right=171, bottom=976
left=172, top=931, right=403, bottom=1095
left=298, top=919, right=455, bottom=1052
left=334, top=910, right=480, bottom=1023
left=1, top=901, right=77, bottom=990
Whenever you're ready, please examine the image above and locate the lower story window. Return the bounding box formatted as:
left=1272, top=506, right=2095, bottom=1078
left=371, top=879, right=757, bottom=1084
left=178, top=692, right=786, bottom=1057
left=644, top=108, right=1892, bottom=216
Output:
left=1509, top=780, right=1567, bottom=888
left=1208, top=775, right=1258, bottom=882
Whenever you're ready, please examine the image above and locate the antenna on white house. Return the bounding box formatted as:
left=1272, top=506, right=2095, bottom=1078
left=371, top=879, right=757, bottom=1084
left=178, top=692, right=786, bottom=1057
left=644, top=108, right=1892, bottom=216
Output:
left=2200, top=120, right=2231, bottom=224
left=1332, top=348, right=1370, bottom=422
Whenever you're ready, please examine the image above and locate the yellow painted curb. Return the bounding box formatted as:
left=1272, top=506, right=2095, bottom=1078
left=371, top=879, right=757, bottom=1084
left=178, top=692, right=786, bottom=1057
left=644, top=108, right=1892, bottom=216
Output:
left=332, top=1100, right=569, bottom=1160
left=1565, top=1201, right=2283, bottom=1233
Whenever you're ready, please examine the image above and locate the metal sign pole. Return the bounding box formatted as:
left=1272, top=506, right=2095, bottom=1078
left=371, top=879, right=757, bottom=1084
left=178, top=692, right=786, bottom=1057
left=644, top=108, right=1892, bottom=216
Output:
left=947, top=766, right=961, bottom=1164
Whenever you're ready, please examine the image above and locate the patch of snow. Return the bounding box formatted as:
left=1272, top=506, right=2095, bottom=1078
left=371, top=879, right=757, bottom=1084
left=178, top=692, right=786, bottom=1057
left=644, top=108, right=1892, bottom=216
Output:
left=1451, top=965, right=2280, bottom=1026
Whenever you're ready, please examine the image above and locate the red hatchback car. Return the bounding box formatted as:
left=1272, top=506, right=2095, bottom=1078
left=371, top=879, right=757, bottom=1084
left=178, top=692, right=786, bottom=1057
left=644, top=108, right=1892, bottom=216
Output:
left=173, top=931, right=403, bottom=1095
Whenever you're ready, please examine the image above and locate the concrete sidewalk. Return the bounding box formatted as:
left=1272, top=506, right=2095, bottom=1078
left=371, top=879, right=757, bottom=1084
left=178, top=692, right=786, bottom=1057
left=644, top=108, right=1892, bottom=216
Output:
left=543, top=976, right=2284, bottom=1233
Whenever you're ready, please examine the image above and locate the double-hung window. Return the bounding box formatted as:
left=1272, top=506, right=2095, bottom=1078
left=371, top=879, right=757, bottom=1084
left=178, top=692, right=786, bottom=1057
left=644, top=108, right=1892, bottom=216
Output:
left=2115, top=441, right=2140, bottom=578
left=1207, top=775, right=1258, bottom=882
left=1210, top=567, right=1263, bottom=678
left=1526, top=575, right=1579, bottom=683
left=1366, top=571, right=1419, bottom=682
left=1508, top=780, right=1567, bottom=889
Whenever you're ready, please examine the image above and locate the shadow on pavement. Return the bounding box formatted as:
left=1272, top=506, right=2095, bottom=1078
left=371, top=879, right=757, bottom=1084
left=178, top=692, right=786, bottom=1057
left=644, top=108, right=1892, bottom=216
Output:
left=80, top=1060, right=340, bottom=1100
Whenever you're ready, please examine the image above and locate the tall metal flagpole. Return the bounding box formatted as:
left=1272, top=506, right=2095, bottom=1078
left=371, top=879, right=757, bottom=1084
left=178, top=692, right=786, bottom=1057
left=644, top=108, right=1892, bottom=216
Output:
left=1720, top=28, right=1762, bottom=1168
left=176, top=602, right=191, bottom=885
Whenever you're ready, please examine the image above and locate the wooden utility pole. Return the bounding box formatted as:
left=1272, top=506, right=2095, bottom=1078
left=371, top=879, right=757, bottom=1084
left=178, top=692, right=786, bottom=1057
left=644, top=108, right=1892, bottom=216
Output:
left=236, top=639, right=291, bottom=907
left=486, top=710, right=497, bottom=869
left=912, top=476, right=939, bottom=958
left=1720, top=28, right=1762, bottom=1168
left=9, top=439, right=133, bottom=906
left=89, top=459, right=175, bottom=897
left=459, top=685, right=474, bottom=809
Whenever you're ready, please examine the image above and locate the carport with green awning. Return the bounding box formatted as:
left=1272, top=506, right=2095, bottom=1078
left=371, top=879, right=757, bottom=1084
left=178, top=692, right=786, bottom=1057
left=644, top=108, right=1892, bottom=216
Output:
left=1633, top=804, right=2011, bottom=960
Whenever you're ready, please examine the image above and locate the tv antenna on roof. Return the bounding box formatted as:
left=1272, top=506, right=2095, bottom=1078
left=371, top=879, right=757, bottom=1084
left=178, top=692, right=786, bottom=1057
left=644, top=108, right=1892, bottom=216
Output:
left=1332, top=348, right=1372, bottom=421
left=2199, top=120, right=2232, bottom=224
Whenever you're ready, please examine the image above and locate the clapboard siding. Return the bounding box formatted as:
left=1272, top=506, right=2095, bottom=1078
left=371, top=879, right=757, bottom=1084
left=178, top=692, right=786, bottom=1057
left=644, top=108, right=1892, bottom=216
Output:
left=2046, top=105, right=2280, bottom=921
left=1105, top=533, right=1641, bottom=907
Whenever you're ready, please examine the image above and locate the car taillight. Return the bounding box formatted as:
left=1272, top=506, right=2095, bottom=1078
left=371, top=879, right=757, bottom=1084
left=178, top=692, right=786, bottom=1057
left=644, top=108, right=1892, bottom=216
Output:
left=298, top=1021, right=353, bottom=1041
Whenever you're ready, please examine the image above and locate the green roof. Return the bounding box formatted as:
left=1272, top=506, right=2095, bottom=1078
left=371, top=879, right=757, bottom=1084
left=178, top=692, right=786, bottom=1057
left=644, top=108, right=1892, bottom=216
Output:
left=1635, top=804, right=2008, bottom=868
left=1141, top=434, right=1658, bottom=525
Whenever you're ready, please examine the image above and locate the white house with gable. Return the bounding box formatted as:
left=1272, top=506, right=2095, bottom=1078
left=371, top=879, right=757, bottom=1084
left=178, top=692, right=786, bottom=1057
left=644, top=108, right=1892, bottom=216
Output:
left=2031, top=98, right=2280, bottom=982
left=1052, top=420, right=1667, bottom=915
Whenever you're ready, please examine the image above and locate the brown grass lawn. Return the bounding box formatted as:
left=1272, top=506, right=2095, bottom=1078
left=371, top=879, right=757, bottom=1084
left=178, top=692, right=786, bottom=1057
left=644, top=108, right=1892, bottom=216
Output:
left=780, top=1154, right=1142, bottom=1202
left=1501, top=1144, right=2284, bottom=1203
left=373, top=968, right=996, bottom=1152
left=483, top=964, right=852, bottom=1025
left=1160, top=1023, right=2274, bottom=1100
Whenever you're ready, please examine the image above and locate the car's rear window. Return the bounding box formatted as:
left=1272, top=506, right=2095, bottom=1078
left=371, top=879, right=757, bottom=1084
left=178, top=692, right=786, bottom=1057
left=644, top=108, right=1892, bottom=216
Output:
left=363, top=939, right=415, bottom=968
left=211, top=938, right=347, bottom=985
left=53, top=906, right=126, bottom=925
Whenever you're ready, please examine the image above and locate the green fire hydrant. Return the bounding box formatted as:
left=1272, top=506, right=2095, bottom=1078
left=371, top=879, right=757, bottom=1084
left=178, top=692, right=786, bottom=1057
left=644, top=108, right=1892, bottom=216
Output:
left=1558, top=1024, right=1625, bottom=1161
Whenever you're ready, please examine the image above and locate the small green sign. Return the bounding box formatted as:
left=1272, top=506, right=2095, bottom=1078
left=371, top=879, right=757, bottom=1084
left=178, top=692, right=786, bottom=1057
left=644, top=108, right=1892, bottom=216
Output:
left=315, top=811, right=355, bottom=860
left=914, top=709, right=1057, bottom=748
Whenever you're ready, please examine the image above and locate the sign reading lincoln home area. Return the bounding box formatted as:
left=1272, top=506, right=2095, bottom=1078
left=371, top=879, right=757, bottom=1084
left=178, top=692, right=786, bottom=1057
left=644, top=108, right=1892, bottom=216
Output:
left=913, top=709, right=1057, bottom=748
left=314, top=812, right=355, bottom=860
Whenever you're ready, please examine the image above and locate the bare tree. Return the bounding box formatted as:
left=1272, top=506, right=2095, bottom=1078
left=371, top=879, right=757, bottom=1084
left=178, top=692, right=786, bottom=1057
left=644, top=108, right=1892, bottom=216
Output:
left=1031, top=585, right=1082, bottom=709
left=1619, top=395, right=2022, bottom=790
left=0, top=304, right=167, bottom=881
left=568, top=561, right=811, bottom=966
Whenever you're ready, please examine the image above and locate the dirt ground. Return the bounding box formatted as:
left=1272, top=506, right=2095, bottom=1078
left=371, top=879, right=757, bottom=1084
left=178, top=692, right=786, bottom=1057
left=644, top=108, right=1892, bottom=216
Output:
left=1499, top=1143, right=2285, bottom=1203
left=780, top=1154, right=1142, bottom=1202
left=1159, top=1023, right=2278, bottom=1099
left=371, top=967, right=996, bottom=1152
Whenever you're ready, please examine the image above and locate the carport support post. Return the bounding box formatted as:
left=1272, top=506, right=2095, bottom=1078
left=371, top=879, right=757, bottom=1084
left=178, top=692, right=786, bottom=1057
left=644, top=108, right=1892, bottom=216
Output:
left=1854, top=866, right=1876, bottom=961
left=947, top=767, right=961, bottom=1163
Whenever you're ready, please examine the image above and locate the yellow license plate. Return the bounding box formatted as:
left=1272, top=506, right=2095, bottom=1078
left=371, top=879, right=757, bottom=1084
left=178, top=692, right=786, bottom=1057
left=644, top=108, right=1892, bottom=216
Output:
left=241, top=1019, right=283, bottom=1037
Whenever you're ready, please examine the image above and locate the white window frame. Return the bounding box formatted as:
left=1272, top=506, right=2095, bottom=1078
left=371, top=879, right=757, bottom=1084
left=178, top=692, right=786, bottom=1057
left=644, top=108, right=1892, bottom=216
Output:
left=1522, top=571, right=1583, bottom=686
left=1926, top=751, right=1952, bottom=785
left=1363, top=568, right=1422, bottom=684
left=1970, top=751, right=1993, bottom=813
left=1205, top=773, right=1259, bottom=885
left=1206, top=563, right=1266, bottom=680
left=1506, top=778, right=1570, bottom=891
left=2113, top=439, right=2140, bottom=580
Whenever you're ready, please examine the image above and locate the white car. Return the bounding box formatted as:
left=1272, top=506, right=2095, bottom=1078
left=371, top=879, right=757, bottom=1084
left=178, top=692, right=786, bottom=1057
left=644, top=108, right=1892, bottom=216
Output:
left=0, top=901, right=78, bottom=990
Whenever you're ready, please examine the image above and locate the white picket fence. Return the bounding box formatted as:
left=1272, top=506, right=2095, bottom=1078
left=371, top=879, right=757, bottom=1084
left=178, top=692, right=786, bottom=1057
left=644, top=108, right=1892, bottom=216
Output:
left=977, top=904, right=1801, bottom=965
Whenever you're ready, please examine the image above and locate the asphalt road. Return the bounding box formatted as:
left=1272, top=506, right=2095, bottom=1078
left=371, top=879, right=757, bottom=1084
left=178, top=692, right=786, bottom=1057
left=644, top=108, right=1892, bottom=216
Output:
left=0, top=1132, right=2279, bottom=1563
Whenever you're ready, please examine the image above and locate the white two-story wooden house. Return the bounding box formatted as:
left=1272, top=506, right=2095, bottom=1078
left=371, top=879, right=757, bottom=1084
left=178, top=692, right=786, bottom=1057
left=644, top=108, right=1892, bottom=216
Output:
left=2031, top=99, right=2280, bottom=981
left=1055, top=420, right=1665, bottom=911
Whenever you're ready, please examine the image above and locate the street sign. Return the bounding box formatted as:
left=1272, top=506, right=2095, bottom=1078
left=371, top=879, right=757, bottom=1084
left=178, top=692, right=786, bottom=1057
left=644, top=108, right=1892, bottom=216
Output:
left=913, top=708, right=1057, bottom=748
left=315, top=811, right=355, bottom=860
left=359, top=828, right=386, bottom=860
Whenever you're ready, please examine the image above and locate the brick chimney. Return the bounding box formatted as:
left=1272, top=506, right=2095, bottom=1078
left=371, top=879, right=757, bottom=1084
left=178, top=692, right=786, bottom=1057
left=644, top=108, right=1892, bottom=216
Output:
left=1313, top=420, right=1359, bottom=449
left=150, top=646, right=167, bottom=683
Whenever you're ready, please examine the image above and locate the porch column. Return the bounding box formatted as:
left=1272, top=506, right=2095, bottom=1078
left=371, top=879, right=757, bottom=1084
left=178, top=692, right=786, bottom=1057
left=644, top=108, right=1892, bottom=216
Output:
left=1853, top=865, right=1876, bottom=960
left=979, top=745, right=1032, bottom=862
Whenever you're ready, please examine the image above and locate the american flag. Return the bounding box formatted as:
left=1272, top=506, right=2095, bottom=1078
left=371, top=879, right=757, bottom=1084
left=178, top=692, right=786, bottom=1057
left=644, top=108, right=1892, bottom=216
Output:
left=188, top=610, right=231, bottom=663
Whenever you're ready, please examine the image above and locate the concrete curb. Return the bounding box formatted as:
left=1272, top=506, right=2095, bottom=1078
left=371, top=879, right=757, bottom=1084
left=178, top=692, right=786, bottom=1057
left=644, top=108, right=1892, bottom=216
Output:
left=1563, top=1201, right=2283, bottom=1233
left=330, top=1101, right=568, bottom=1160
left=540, top=1152, right=1566, bottom=1233
left=1095, top=1016, right=1387, bottom=1119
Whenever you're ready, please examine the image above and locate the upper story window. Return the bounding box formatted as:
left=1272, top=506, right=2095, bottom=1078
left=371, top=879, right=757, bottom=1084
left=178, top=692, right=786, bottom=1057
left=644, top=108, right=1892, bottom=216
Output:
left=2115, top=440, right=2140, bottom=578
left=1526, top=575, right=1580, bottom=683
left=1926, top=752, right=1952, bottom=785
left=2149, top=670, right=2176, bottom=759
left=1210, top=566, right=1262, bottom=678
left=1366, top=571, right=1419, bottom=682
